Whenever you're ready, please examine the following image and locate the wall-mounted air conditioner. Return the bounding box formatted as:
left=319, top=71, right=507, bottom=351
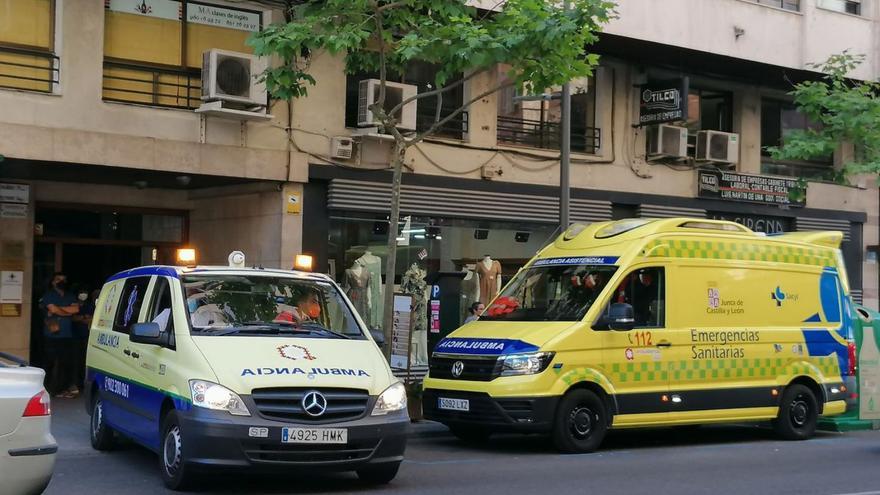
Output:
left=647, top=124, right=688, bottom=160
left=201, top=49, right=267, bottom=108
left=357, top=79, right=418, bottom=131
left=696, top=130, right=739, bottom=165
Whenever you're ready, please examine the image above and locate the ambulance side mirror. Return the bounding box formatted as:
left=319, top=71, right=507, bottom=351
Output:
left=130, top=322, right=169, bottom=347
left=593, top=303, right=635, bottom=331
left=370, top=328, right=386, bottom=349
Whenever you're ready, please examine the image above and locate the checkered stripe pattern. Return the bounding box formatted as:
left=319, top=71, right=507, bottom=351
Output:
left=642, top=239, right=836, bottom=267
left=604, top=356, right=840, bottom=384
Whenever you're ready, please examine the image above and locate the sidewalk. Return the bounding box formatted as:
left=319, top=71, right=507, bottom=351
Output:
left=50, top=396, right=449, bottom=456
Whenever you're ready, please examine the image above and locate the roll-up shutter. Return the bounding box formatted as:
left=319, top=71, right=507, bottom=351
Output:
left=327, top=179, right=613, bottom=224
left=795, top=217, right=852, bottom=241
left=637, top=204, right=706, bottom=219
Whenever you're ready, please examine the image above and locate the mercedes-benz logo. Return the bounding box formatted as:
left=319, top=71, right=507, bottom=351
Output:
left=302, top=390, right=328, bottom=417
left=451, top=361, right=464, bottom=378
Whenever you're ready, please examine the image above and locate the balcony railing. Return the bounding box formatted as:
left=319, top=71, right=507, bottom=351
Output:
left=102, top=60, right=201, bottom=110
left=0, top=45, right=59, bottom=93
left=497, top=115, right=600, bottom=154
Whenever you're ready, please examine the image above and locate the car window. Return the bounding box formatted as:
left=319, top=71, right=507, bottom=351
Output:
left=113, top=276, right=151, bottom=334
left=147, top=277, right=174, bottom=335
left=599, top=267, right=665, bottom=328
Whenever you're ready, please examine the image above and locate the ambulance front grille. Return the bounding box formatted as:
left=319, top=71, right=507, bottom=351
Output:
left=250, top=387, right=370, bottom=422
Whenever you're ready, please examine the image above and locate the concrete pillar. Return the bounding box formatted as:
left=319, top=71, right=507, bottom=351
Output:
left=734, top=87, right=762, bottom=174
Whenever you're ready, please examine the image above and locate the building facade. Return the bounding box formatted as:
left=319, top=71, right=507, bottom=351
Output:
left=0, top=0, right=877, bottom=363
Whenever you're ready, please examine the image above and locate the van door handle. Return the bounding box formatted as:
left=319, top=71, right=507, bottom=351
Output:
left=123, top=349, right=131, bottom=356
left=131, top=352, right=140, bottom=359
left=656, top=340, right=672, bottom=348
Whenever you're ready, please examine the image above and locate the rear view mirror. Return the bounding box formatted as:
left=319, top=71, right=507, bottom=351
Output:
left=130, top=322, right=168, bottom=346
left=370, top=328, right=386, bottom=349
left=593, top=303, right=636, bottom=331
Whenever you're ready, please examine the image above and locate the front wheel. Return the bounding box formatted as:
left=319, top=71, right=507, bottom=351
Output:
left=552, top=389, right=608, bottom=453
left=772, top=384, right=818, bottom=440
left=90, top=394, right=116, bottom=451
left=159, top=410, right=199, bottom=491
left=356, top=462, right=401, bottom=484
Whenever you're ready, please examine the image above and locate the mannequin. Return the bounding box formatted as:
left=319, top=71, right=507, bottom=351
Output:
left=401, top=263, right=429, bottom=366
left=460, top=264, right=480, bottom=324
left=343, top=259, right=371, bottom=324
left=475, top=255, right=502, bottom=305
left=356, top=250, right=383, bottom=329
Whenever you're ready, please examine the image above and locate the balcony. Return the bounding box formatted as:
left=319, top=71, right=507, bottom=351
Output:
left=102, top=59, right=201, bottom=110
left=497, top=115, right=600, bottom=154
left=0, top=45, right=58, bottom=93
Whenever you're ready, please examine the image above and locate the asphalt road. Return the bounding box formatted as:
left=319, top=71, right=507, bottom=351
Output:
left=46, top=398, right=880, bottom=495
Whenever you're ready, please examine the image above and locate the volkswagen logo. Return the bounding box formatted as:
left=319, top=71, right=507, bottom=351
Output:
left=302, top=390, right=328, bottom=417
left=451, top=361, right=464, bottom=378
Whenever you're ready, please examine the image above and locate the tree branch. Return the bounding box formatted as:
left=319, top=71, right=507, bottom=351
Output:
left=408, top=80, right=517, bottom=146
left=387, top=68, right=488, bottom=120
left=372, top=2, right=387, bottom=111
left=376, top=0, right=407, bottom=12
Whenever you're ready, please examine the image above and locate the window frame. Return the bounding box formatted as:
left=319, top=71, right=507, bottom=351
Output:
left=0, top=0, right=59, bottom=94
left=760, top=97, right=834, bottom=178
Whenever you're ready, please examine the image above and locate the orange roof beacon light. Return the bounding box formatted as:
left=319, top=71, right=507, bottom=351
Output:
left=294, top=254, right=313, bottom=272
left=176, top=248, right=197, bottom=267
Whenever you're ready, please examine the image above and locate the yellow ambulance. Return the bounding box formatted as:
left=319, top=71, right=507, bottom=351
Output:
left=423, top=218, right=855, bottom=453
left=84, top=251, right=407, bottom=490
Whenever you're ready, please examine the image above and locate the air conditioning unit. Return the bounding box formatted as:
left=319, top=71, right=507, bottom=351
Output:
left=357, top=79, right=418, bottom=131
left=647, top=124, right=688, bottom=160
left=330, top=136, right=354, bottom=160
left=201, top=49, right=267, bottom=108
left=696, top=130, right=739, bottom=165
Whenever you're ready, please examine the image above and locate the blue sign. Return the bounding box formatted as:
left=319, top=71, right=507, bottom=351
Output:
left=434, top=338, right=539, bottom=356
left=532, top=256, right=619, bottom=267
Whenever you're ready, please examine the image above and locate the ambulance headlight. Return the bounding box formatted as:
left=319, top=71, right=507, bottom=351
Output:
left=189, top=380, right=250, bottom=416
left=371, top=382, right=407, bottom=416
left=499, top=352, right=555, bottom=376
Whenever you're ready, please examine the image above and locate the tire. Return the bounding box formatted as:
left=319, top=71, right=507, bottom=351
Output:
left=159, top=410, right=199, bottom=491
left=356, top=462, right=401, bottom=484
left=552, top=389, right=608, bottom=453
left=773, top=384, right=818, bottom=441
left=90, top=393, right=116, bottom=451
left=449, top=425, right=492, bottom=444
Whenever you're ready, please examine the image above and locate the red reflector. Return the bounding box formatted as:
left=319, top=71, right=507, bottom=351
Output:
left=22, top=390, right=51, bottom=417
left=847, top=341, right=857, bottom=376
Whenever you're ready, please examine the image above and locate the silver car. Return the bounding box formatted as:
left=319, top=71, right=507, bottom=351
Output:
left=0, top=353, right=56, bottom=495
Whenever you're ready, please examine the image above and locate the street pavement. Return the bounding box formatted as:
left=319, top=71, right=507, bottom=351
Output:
left=46, top=397, right=880, bottom=495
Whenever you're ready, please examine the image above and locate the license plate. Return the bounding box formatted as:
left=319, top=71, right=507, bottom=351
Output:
left=438, top=397, right=469, bottom=412
left=281, top=427, right=348, bottom=444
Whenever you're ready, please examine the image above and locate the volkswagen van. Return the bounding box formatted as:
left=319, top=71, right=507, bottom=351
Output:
left=423, top=218, right=854, bottom=453
left=84, top=252, right=407, bottom=490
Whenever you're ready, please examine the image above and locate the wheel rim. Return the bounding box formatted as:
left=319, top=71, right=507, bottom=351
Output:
left=163, top=425, right=182, bottom=477
left=789, top=393, right=810, bottom=428
left=91, top=400, right=103, bottom=440
left=568, top=406, right=595, bottom=439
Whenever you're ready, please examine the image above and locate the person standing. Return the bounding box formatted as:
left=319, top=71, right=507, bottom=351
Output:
left=72, top=288, right=97, bottom=393
left=39, top=272, right=80, bottom=398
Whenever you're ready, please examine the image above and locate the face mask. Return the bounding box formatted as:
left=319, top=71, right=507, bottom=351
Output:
left=55, top=281, right=67, bottom=291
left=78, top=293, right=88, bottom=302
left=306, top=304, right=321, bottom=319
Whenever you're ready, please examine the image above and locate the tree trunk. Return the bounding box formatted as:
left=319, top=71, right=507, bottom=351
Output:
left=381, top=142, right=407, bottom=361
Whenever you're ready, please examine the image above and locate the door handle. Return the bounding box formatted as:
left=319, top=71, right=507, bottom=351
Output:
left=656, top=340, right=672, bottom=348
left=123, top=349, right=131, bottom=356
left=131, top=352, right=140, bottom=359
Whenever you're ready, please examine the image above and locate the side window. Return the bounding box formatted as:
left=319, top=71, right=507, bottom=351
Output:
left=605, top=267, right=665, bottom=328
left=147, top=277, right=174, bottom=335
left=113, top=277, right=151, bottom=334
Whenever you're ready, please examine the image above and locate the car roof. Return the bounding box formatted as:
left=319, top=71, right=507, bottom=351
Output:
left=106, top=265, right=333, bottom=284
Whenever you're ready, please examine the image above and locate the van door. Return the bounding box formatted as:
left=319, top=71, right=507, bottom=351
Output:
left=599, top=266, right=670, bottom=426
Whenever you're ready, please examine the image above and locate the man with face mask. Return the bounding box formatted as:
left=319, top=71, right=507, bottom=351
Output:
left=39, top=272, right=80, bottom=398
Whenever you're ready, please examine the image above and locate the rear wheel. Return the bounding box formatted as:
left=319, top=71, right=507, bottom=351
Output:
left=773, top=384, right=818, bottom=440
left=449, top=425, right=492, bottom=444
left=356, top=462, right=401, bottom=484
left=552, top=389, right=608, bottom=453
left=159, top=410, right=199, bottom=491
left=90, top=394, right=116, bottom=451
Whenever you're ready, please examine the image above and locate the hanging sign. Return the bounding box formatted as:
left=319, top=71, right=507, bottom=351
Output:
left=698, top=169, right=806, bottom=207
left=0, top=184, right=28, bottom=204
left=186, top=3, right=261, bottom=31
left=390, top=293, right=414, bottom=370
left=107, top=0, right=180, bottom=20
left=638, top=77, right=689, bottom=126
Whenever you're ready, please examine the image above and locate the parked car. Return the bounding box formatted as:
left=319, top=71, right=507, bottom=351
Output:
left=0, top=352, right=56, bottom=495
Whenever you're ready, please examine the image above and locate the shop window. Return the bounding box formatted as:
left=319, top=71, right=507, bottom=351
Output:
left=496, top=65, right=599, bottom=154
left=0, top=0, right=58, bottom=93
left=344, top=61, right=467, bottom=140
left=817, top=0, right=860, bottom=15
left=102, top=1, right=262, bottom=109
left=751, top=0, right=800, bottom=11
left=113, top=276, right=151, bottom=334
left=760, top=99, right=833, bottom=179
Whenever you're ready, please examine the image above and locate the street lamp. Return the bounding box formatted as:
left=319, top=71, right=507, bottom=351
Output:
left=512, top=84, right=571, bottom=231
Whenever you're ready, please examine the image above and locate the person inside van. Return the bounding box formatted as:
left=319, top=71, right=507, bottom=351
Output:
left=464, top=302, right=485, bottom=324
left=632, top=269, right=660, bottom=327
left=275, top=288, right=322, bottom=324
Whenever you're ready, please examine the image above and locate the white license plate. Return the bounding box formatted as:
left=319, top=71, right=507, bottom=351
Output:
left=438, top=397, right=470, bottom=412
left=281, top=427, right=348, bottom=444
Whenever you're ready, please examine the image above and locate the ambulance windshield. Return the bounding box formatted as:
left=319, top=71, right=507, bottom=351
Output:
left=182, top=274, right=365, bottom=339
left=482, top=264, right=618, bottom=322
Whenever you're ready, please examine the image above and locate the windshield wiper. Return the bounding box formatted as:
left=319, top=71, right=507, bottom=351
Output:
left=239, top=321, right=353, bottom=339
